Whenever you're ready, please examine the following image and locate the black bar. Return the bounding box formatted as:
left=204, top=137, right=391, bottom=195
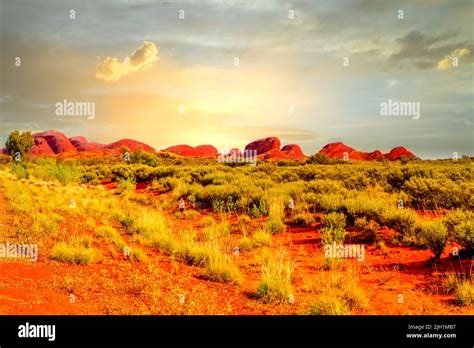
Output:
left=0, top=315, right=472, bottom=347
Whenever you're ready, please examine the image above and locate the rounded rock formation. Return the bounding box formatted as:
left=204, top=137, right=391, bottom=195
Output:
left=244, top=137, right=281, bottom=155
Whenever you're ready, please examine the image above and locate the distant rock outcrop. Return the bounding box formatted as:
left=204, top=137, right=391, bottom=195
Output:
left=34, top=130, right=77, bottom=154
left=106, top=139, right=156, bottom=152
left=242, top=137, right=307, bottom=161
left=244, top=137, right=281, bottom=155
left=193, top=145, right=218, bottom=157
left=318, top=142, right=415, bottom=161
left=385, top=146, right=414, bottom=161
left=163, top=145, right=196, bottom=157
left=29, top=137, right=55, bottom=156
left=280, top=144, right=305, bottom=160
left=1, top=129, right=416, bottom=161
left=69, top=136, right=88, bottom=148
left=163, top=144, right=218, bottom=158
left=69, top=136, right=106, bottom=152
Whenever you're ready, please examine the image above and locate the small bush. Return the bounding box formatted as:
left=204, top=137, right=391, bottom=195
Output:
left=289, top=213, right=315, bottom=226
left=117, top=180, right=136, bottom=194
left=455, top=280, right=474, bottom=306
left=265, top=216, right=286, bottom=234
left=453, top=220, right=473, bottom=255
left=247, top=194, right=269, bottom=218
left=381, top=208, right=418, bottom=236
left=321, top=212, right=346, bottom=245
left=200, top=216, right=216, bottom=227
left=417, top=220, right=448, bottom=262
left=51, top=242, right=96, bottom=264
left=11, top=162, right=29, bottom=179
left=354, top=217, right=380, bottom=243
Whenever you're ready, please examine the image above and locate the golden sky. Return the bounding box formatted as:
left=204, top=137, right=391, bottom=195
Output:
left=1, top=0, right=473, bottom=158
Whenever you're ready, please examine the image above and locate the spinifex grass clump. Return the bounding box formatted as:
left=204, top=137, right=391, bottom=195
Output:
left=308, top=270, right=366, bottom=315
left=239, top=229, right=272, bottom=251
left=264, top=194, right=287, bottom=234
left=443, top=273, right=473, bottom=306
left=455, top=280, right=474, bottom=306
left=51, top=242, right=96, bottom=264
left=256, top=249, right=294, bottom=303
left=202, top=220, right=231, bottom=241
left=204, top=248, right=241, bottom=284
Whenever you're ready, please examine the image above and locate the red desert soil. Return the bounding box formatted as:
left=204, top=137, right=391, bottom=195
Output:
left=0, top=184, right=472, bottom=315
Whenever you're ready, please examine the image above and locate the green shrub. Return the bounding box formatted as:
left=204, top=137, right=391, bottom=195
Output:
left=247, top=194, right=269, bottom=218
left=381, top=208, right=418, bottom=236
left=117, top=179, right=136, bottom=194
left=417, top=220, right=448, bottom=262
left=31, top=161, right=81, bottom=184
left=11, top=162, right=29, bottom=179
left=321, top=212, right=346, bottom=245
left=444, top=210, right=474, bottom=254
left=354, top=217, right=380, bottom=243
left=5, top=130, right=33, bottom=159
left=312, top=194, right=344, bottom=212
left=402, top=177, right=472, bottom=210
left=453, top=220, right=473, bottom=255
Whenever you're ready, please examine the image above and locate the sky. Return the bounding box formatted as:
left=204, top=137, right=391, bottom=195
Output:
left=0, top=0, right=473, bottom=159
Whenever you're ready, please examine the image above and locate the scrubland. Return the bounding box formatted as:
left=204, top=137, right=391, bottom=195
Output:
left=0, top=152, right=472, bottom=314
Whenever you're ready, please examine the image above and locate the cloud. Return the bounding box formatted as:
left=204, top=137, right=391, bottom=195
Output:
left=437, top=48, right=471, bottom=70
left=386, top=30, right=473, bottom=70
left=96, top=41, right=159, bottom=81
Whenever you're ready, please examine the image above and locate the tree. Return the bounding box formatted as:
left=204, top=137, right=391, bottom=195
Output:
left=5, top=130, right=34, bottom=160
